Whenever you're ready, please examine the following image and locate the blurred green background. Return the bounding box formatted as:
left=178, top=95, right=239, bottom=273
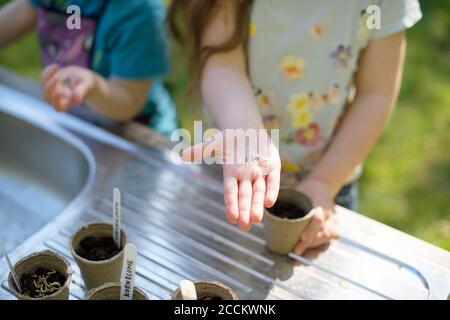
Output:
left=0, top=0, right=449, bottom=250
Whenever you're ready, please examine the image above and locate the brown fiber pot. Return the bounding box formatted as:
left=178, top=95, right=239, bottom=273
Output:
left=8, top=250, right=72, bottom=300
left=87, top=282, right=148, bottom=300
left=172, top=280, right=238, bottom=300
left=70, top=222, right=127, bottom=291
left=263, top=188, right=314, bottom=255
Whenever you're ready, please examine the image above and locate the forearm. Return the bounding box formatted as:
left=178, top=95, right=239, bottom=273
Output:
left=86, top=74, right=151, bottom=122
left=0, top=0, right=36, bottom=47
left=307, top=32, right=406, bottom=196
left=202, top=58, right=263, bottom=131
left=308, top=93, right=395, bottom=196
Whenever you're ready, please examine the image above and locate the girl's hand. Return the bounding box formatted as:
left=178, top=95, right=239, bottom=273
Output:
left=293, top=178, right=340, bottom=255
left=181, top=130, right=281, bottom=231
left=41, top=64, right=96, bottom=112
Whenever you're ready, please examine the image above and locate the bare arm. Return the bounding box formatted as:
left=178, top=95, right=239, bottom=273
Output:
left=182, top=1, right=281, bottom=231
left=0, top=0, right=36, bottom=47
left=41, top=65, right=152, bottom=122
left=86, top=76, right=152, bottom=122
left=201, top=2, right=263, bottom=131
left=292, top=32, right=407, bottom=255
left=308, top=32, right=407, bottom=196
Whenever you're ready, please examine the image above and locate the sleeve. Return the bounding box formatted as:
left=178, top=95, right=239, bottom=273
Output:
left=371, top=0, right=422, bottom=40
left=107, top=1, right=170, bottom=79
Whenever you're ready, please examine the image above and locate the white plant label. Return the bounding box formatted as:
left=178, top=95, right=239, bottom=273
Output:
left=180, top=279, right=197, bottom=300
left=0, top=241, right=22, bottom=293
left=120, top=243, right=137, bottom=300
left=113, top=188, right=121, bottom=250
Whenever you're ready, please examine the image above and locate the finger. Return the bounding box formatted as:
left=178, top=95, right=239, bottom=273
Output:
left=51, top=90, right=72, bottom=112
left=317, top=214, right=339, bottom=239
left=323, top=206, right=335, bottom=219
left=300, top=207, right=326, bottom=242
left=238, top=179, right=252, bottom=231
left=264, top=171, right=280, bottom=208
left=250, top=177, right=265, bottom=224
left=307, top=228, right=338, bottom=249
left=328, top=215, right=340, bottom=239
left=307, top=231, right=330, bottom=249
left=293, top=233, right=318, bottom=256
left=293, top=213, right=337, bottom=256
left=307, top=218, right=340, bottom=250
left=40, top=64, right=59, bottom=84
left=43, top=76, right=59, bottom=103
left=223, top=176, right=239, bottom=224
left=72, top=81, right=91, bottom=104
left=51, top=83, right=72, bottom=112
left=293, top=240, right=309, bottom=256
left=59, top=98, right=71, bottom=111
left=180, top=137, right=218, bottom=163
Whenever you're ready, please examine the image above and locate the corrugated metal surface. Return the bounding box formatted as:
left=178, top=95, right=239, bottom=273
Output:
left=1, top=83, right=449, bottom=300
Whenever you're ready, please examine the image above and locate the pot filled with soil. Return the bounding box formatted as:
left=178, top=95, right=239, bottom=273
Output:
left=87, top=282, right=148, bottom=300
left=172, top=280, right=238, bottom=300
left=263, top=188, right=314, bottom=254
left=8, top=250, right=71, bottom=300
left=70, top=222, right=127, bottom=290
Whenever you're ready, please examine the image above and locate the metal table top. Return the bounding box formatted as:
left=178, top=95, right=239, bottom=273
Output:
left=0, top=67, right=449, bottom=300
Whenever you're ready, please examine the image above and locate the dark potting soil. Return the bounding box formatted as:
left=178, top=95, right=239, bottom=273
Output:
left=76, top=236, right=121, bottom=261
left=20, top=267, right=66, bottom=298
left=268, top=199, right=307, bottom=219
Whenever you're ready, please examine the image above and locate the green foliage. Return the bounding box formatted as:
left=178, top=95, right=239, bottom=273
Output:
left=0, top=0, right=448, bottom=249
left=359, top=0, right=450, bottom=249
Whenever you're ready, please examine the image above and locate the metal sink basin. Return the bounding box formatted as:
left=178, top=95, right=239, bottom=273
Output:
left=0, top=111, right=93, bottom=250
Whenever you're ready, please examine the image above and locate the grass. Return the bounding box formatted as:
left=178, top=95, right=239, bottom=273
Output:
left=359, top=1, right=450, bottom=250
left=0, top=0, right=448, bottom=250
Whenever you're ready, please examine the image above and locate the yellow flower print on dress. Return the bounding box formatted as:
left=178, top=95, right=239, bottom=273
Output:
left=279, top=55, right=305, bottom=81
left=287, top=93, right=311, bottom=129
left=291, top=109, right=312, bottom=129
left=282, top=161, right=301, bottom=173
left=294, top=123, right=323, bottom=147
left=309, top=24, right=324, bottom=39
left=249, top=22, right=256, bottom=37
left=256, top=89, right=278, bottom=109
left=326, top=84, right=340, bottom=105
left=281, top=153, right=301, bottom=173
left=358, top=10, right=371, bottom=46
left=287, top=93, right=309, bottom=113
left=308, top=91, right=324, bottom=111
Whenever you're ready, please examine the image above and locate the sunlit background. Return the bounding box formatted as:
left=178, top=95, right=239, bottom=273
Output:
left=0, top=0, right=448, bottom=250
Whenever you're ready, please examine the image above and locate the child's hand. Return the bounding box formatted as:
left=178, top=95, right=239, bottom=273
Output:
left=181, top=131, right=281, bottom=231
left=293, top=178, right=340, bottom=255
left=41, top=64, right=96, bottom=112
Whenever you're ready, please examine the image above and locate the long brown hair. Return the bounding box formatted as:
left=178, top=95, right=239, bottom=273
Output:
left=167, top=0, right=254, bottom=91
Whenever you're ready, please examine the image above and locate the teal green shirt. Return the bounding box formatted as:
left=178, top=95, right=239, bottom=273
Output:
left=30, top=0, right=177, bottom=136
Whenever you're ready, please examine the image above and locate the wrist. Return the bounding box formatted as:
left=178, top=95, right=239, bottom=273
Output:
left=83, top=71, right=105, bottom=107
left=87, top=71, right=101, bottom=96
left=301, top=174, right=338, bottom=198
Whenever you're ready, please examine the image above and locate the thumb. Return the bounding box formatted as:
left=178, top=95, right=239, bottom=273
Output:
left=71, top=80, right=92, bottom=104
left=181, top=137, right=219, bottom=163
left=41, top=64, right=59, bottom=84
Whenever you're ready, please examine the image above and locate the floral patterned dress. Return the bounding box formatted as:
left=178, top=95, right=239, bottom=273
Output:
left=248, top=0, right=422, bottom=187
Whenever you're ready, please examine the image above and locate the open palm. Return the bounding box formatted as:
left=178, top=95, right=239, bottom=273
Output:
left=181, top=130, right=281, bottom=231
